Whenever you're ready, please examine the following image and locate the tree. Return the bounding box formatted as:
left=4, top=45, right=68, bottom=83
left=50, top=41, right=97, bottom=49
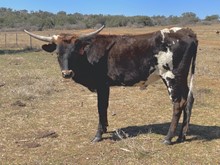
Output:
left=152, top=16, right=167, bottom=26
left=204, top=15, right=219, bottom=21
left=133, top=16, right=153, bottom=26
left=167, top=15, right=181, bottom=25
left=180, top=12, right=200, bottom=25
left=105, top=15, right=128, bottom=27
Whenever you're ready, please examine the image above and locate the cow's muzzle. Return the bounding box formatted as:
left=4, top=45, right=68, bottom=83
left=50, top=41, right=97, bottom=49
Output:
left=62, top=70, right=74, bottom=79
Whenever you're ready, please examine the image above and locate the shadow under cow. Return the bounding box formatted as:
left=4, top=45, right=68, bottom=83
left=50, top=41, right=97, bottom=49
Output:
left=108, top=123, right=220, bottom=143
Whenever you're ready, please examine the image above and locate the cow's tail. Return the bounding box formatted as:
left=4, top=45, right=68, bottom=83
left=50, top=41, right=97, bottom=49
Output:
left=185, top=39, right=197, bottom=124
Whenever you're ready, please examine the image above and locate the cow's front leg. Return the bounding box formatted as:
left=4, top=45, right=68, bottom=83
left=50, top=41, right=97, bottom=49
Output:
left=163, top=101, right=182, bottom=145
left=92, top=83, right=109, bottom=142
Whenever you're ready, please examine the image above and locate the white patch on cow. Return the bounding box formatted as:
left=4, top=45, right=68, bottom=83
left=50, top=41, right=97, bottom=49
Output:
left=162, top=70, right=175, bottom=100
left=160, top=28, right=170, bottom=42
left=163, top=71, right=175, bottom=79
left=167, top=86, right=173, bottom=100
left=170, top=27, right=182, bottom=32
left=160, top=27, right=182, bottom=42
left=155, top=47, right=174, bottom=77
left=154, top=47, right=176, bottom=100
left=137, top=47, right=176, bottom=91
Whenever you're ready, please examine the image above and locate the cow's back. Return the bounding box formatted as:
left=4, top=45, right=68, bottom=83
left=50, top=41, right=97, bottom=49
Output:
left=106, top=28, right=197, bottom=87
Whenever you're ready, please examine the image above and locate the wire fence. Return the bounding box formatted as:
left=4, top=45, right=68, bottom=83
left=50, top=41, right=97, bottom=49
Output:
left=0, top=29, right=98, bottom=50
left=1, top=27, right=220, bottom=50
left=0, top=31, right=54, bottom=50
left=0, top=32, right=30, bottom=49
left=0, top=28, right=105, bottom=50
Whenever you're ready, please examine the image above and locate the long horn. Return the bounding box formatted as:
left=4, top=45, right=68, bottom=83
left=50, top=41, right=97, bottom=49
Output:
left=24, top=29, right=53, bottom=42
left=79, top=25, right=105, bottom=40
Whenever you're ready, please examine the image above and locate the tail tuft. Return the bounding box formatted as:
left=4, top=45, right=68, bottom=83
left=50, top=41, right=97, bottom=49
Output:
left=186, top=74, right=194, bottom=123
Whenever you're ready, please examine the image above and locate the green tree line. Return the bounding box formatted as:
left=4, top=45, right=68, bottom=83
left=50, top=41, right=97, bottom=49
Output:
left=0, top=8, right=219, bottom=31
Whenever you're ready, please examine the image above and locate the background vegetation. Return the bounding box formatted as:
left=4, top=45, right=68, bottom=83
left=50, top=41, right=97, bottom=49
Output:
left=0, top=7, right=220, bottom=31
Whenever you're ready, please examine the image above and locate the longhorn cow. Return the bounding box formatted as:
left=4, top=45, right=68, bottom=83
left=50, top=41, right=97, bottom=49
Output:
left=24, top=25, right=198, bottom=145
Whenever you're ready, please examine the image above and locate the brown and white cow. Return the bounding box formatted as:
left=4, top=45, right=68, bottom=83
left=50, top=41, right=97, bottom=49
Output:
left=24, top=25, right=198, bottom=145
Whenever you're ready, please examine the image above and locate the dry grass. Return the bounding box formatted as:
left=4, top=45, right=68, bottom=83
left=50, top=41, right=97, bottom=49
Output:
left=0, top=25, right=220, bottom=164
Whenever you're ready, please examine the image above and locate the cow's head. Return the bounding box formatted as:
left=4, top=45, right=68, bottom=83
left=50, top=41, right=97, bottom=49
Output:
left=24, top=26, right=105, bottom=78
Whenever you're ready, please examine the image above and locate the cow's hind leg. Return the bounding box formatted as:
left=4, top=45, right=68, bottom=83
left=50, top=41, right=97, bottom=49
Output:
left=162, top=77, right=184, bottom=145
left=177, top=90, right=194, bottom=143
left=162, top=78, right=192, bottom=145
left=163, top=100, right=183, bottom=145
left=92, top=84, right=109, bottom=142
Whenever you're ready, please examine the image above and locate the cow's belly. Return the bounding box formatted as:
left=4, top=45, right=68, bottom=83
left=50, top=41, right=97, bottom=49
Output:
left=108, top=63, right=161, bottom=87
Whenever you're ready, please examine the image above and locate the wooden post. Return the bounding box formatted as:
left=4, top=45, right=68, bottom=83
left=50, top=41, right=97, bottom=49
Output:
left=30, top=35, right=32, bottom=49
left=5, top=33, right=6, bottom=47
left=16, top=33, right=18, bottom=46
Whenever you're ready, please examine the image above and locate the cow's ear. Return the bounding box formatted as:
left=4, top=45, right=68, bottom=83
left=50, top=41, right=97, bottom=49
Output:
left=42, top=43, right=56, bottom=52
left=86, top=45, right=105, bottom=65
left=87, top=41, right=115, bottom=65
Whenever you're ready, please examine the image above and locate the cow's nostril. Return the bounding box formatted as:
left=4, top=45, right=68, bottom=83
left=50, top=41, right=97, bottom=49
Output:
left=62, top=70, right=73, bottom=78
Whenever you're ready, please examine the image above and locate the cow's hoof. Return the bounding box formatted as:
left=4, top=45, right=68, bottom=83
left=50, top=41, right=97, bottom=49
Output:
left=91, top=136, right=102, bottom=143
left=176, top=136, right=186, bottom=143
left=162, top=139, right=172, bottom=145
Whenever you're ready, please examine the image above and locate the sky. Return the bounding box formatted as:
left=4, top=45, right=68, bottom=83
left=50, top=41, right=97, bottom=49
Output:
left=0, top=0, right=220, bottom=19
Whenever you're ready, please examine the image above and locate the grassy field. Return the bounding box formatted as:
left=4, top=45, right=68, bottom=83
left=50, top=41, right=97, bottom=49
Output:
left=0, top=25, right=220, bottom=164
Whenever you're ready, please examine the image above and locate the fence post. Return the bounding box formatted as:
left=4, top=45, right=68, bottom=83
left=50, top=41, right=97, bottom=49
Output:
left=29, top=35, right=32, bottom=48
left=16, top=33, right=18, bottom=46
left=5, top=33, right=6, bottom=47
